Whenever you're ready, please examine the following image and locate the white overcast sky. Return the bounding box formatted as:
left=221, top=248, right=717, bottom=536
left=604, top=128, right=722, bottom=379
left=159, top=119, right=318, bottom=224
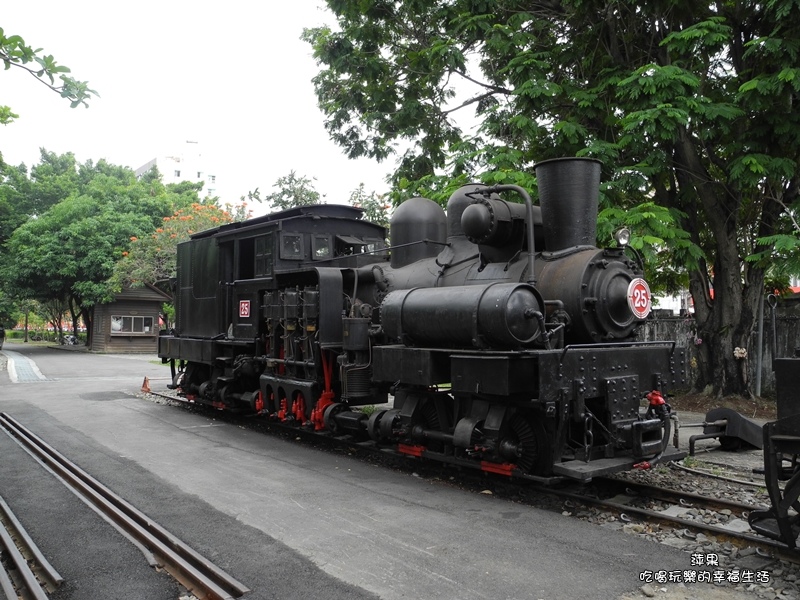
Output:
left=2, top=1, right=392, bottom=214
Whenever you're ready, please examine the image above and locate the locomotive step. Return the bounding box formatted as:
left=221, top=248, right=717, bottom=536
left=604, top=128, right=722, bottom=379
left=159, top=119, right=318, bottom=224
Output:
left=552, top=446, right=687, bottom=480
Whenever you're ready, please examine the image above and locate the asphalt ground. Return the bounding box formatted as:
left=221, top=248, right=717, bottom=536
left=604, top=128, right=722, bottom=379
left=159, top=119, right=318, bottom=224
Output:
left=0, top=419, right=181, bottom=599
left=0, top=342, right=760, bottom=599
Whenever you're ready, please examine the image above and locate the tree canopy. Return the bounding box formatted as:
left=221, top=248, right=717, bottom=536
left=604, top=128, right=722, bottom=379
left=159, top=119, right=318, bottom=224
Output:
left=260, top=170, right=323, bottom=210
left=0, top=153, right=218, bottom=338
left=110, top=200, right=251, bottom=295
left=305, top=0, right=800, bottom=397
left=348, top=182, right=391, bottom=228
left=256, top=172, right=392, bottom=226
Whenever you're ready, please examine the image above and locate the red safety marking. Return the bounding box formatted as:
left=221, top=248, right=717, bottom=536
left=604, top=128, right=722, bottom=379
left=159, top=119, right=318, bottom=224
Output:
left=254, top=391, right=265, bottom=413
left=278, top=398, right=288, bottom=421
left=311, top=391, right=335, bottom=431
left=311, top=351, right=336, bottom=430
left=293, top=395, right=307, bottom=424
left=480, top=461, right=516, bottom=477
left=398, top=444, right=426, bottom=457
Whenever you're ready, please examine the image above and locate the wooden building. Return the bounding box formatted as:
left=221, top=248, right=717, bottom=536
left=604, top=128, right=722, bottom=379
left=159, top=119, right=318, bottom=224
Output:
left=90, top=285, right=171, bottom=353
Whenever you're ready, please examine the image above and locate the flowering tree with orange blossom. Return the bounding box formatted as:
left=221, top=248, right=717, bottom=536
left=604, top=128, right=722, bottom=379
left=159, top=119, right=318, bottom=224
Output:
left=110, top=201, right=251, bottom=297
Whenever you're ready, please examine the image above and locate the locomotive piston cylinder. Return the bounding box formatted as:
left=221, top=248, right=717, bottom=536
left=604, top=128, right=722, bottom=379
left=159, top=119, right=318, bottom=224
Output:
left=381, top=282, right=545, bottom=348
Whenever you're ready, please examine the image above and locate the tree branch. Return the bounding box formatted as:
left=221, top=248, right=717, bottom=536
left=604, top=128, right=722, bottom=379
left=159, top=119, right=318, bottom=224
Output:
left=3, top=57, right=63, bottom=95
left=442, top=89, right=505, bottom=116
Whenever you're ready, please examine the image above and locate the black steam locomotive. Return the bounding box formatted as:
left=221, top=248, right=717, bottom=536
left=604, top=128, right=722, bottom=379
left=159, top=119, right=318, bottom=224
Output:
left=158, top=157, right=687, bottom=482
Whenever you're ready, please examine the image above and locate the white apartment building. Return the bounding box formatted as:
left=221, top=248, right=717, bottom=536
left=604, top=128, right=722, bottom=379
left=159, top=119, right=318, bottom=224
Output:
left=135, top=140, right=218, bottom=198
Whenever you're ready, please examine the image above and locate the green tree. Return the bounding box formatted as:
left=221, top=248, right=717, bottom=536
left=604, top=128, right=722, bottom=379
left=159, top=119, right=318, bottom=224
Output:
left=1, top=27, right=97, bottom=126
left=0, top=154, right=197, bottom=340
left=263, top=171, right=322, bottom=210
left=110, top=201, right=251, bottom=294
left=0, top=288, right=18, bottom=329
left=304, top=0, right=800, bottom=398
left=0, top=160, right=31, bottom=246
left=0, top=150, right=83, bottom=249
left=348, top=183, right=391, bottom=228
left=27, top=149, right=81, bottom=213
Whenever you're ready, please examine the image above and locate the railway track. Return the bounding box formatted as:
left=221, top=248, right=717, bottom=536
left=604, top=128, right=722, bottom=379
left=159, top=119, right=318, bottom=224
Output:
left=0, top=412, right=250, bottom=600
left=542, top=476, right=792, bottom=557
left=147, top=390, right=796, bottom=564
left=0, top=494, right=63, bottom=600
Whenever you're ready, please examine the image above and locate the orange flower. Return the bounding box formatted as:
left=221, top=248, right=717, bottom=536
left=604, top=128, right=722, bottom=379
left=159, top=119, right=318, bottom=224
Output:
left=130, top=236, right=138, bottom=242
left=122, top=251, right=129, bottom=256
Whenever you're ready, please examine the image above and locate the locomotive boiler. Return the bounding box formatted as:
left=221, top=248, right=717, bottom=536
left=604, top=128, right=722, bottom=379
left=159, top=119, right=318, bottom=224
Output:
left=158, top=157, right=687, bottom=482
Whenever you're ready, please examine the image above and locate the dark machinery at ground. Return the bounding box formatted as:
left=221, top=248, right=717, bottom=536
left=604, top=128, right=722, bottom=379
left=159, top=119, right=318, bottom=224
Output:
left=158, top=157, right=687, bottom=482
left=749, top=348, right=800, bottom=547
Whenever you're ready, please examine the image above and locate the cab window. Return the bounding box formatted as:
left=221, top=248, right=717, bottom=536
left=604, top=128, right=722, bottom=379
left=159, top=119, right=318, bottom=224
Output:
left=280, top=233, right=304, bottom=260
left=255, top=234, right=273, bottom=276
left=312, top=235, right=331, bottom=260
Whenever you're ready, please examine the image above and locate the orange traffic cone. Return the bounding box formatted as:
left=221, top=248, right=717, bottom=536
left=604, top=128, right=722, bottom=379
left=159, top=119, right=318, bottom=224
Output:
left=141, top=377, right=151, bottom=393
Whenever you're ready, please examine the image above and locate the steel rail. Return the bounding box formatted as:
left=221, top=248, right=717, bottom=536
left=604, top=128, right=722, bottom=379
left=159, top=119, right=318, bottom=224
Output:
left=0, top=567, right=17, bottom=600
left=540, top=480, right=800, bottom=562
left=596, top=477, right=762, bottom=515
left=0, top=494, right=63, bottom=600
left=0, top=412, right=250, bottom=600
left=0, top=512, right=47, bottom=600
left=557, top=487, right=793, bottom=554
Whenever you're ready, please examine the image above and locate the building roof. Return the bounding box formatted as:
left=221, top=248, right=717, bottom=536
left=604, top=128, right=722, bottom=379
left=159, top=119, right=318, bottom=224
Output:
left=113, top=284, right=172, bottom=303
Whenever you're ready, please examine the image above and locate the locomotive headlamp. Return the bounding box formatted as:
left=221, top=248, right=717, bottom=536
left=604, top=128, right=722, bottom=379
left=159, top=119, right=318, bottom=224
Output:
left=615, top=228, right=631, bottom=247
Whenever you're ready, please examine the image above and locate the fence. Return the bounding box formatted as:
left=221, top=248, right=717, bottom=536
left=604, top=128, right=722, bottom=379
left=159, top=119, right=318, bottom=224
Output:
left=638, top=296, right=800, bottom=397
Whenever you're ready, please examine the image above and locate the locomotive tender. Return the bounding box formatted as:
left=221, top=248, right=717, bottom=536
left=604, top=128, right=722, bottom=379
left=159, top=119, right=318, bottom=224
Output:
left=158, top=157, right=687, bottom=482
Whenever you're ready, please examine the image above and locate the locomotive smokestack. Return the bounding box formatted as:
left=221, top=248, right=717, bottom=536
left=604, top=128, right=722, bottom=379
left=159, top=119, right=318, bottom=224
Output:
left=534, top=157, right=602, bottom=252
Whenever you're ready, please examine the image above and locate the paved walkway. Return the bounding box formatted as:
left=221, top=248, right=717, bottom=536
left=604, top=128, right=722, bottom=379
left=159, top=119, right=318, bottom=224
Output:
left=3, top=349, right=50, bottom=383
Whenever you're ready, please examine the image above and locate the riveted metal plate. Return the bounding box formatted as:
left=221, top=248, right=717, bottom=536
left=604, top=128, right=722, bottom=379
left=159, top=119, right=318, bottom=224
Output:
left=604, top=375, right=639, bottom=422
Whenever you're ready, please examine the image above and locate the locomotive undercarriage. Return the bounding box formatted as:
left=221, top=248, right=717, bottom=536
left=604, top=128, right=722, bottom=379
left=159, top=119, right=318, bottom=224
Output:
left=363, top=388, right=553, bottom=478
left=166, top=346, right=264, bottom=413
left=162, top=332, right=682, bottom=483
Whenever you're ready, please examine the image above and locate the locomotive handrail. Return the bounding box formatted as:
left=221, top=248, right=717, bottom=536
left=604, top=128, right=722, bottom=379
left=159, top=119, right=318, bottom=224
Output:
left=558, top=340, right=678, bottom=364
left=482, top=184, right=536, bottom=285
left=304, top=238, right=450, bottom=266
